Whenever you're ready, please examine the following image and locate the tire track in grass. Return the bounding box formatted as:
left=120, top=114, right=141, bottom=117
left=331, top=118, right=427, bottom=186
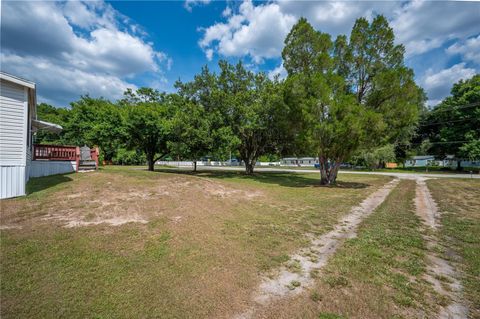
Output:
left=234, top=178, right=400, bottom=319
left=415, top=178, right=469, bottom=319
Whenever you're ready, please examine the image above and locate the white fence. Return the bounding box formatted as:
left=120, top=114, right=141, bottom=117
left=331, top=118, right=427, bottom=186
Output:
left=156, top=160, right=236, bottom=167
left=155, top=160, right=282, bottom=167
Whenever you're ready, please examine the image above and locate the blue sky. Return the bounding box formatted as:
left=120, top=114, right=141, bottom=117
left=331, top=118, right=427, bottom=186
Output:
left=1, top=1, right=479, bottom=107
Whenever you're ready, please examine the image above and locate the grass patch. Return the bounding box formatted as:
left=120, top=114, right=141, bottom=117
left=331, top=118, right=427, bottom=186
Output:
left=427, top=178, right=480, bottom=318
left=311, top=291, right=322, bottom=302
left=261, top=180, right=433, bottom=318
left=287, top=280, right=302, bottom=290
left=318, top=313, right=346, bottom=319
left=320, top=180, right=429, bottom=312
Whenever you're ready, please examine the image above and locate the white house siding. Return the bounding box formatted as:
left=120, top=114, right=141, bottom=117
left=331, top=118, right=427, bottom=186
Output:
left=29, top=160, right=77, bottom=178
left=0, top=79, right=28, bottom=198
left=0, top=165, right=26, bottom=198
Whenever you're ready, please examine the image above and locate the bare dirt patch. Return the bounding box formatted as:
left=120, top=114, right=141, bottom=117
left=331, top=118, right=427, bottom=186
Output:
left=235, top=178, right=400, bottom=318
left=415, top=178, right=440, bottom=229
left=0, top=225, right=22, bottom=230
left=414, top=179, right=469, bottom=319
left=1, top=171, right=265, bottom=229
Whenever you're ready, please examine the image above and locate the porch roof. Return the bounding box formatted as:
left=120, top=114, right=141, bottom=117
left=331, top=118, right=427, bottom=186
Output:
left=32, top=119, right=63, bottom=133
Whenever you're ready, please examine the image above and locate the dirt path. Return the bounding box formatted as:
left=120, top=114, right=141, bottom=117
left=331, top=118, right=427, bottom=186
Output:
left=234, top=178, right=400, bottom=319
left=414, top=178, right=468, bottom=319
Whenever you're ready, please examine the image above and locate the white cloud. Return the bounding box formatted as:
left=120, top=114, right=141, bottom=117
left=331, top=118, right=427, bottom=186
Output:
left=403, top=38, right=443, bottom=57
left=63, top=1, right=102, bottom=29
left=422, top=63, right=477, bottom=105
left=2, top=53, right=136, bottom=107
left=199, top=0, right=480, bottom=60
left=205, top=49, right=214, bottom=61
left=447, top=35, right=480, bottom=64
left=184, top=0, right=211, bottom=12
left=199, top=0, right=296, bottom=63
left=0, top=1, right=168, bottom=105
left=277, top=1, right=395, bottom=35
left=268, top=63, right=287, bottom=80
left=69, top=28, right=161, bottom=77
left=390, top=1, right=480, bottom=57
left=222, top=6, right=232, bottom=17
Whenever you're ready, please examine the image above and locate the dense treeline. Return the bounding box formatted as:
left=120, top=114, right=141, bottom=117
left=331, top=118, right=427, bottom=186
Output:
left=35, top=15, right=479, bottom=184
left=414, top=75, right=480, bottom=166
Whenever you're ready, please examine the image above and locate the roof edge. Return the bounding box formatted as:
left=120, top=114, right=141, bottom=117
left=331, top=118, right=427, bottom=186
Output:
left=0, top=71, right=36, bottom=89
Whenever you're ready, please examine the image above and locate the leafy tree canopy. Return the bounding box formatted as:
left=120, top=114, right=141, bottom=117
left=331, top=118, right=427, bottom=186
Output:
left=123, top=88, right=176, bottom=171
left=176, top=61, right=288, bottom=174
left=419, top=74, right=480, bottom=160
left=282, top=15, right=424, bottom=184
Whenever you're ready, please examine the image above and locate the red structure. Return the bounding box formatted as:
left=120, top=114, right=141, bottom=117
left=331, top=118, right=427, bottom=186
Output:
left=90, top=147, right=99, bottom=169
left=33, top=144, right=99, bottom=172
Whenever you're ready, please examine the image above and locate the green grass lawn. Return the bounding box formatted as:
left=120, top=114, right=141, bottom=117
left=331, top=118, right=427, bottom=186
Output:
left=0, top=166, right=390, bottom=319
left=427, top=178, right=480, bottom=318
left=254, top=179, right=437, bottom=319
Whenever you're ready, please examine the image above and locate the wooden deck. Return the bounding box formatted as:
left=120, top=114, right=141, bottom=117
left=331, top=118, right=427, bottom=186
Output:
left=33, top=144, right=99, bottom=172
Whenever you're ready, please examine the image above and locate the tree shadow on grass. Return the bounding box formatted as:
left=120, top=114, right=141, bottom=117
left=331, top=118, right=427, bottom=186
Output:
left=153, top=168, right=369, bottom=189
left=26, top=173, right=74, bottom=196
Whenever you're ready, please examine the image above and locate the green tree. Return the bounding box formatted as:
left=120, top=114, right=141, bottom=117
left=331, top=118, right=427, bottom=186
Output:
left=35, top=103, right=70, bottom=144
left=176, top=66, right=238, bottom=163
left=123, top=89, right=175, bottom=171
left=170, top=98, right=214, bottom=171
left=353, top=144, right=396, bottom=169
left=284, top=72, right=377, bottom=183
left=282, top=16, right=423, bottom=184
left=282, top=18, right=332, bottom=76
left=218, top=61, right=287, bottom=174
left=121, top=87, right=165, bottom=104
left=177, top=61, right=287, bottom=174
left=418, top=74, right=480, bottom=165
left=335, top=15, right=425, bottom=145
left=112, top=148, right=146, bottom=165
left=63, top=96, right=125, bottom=161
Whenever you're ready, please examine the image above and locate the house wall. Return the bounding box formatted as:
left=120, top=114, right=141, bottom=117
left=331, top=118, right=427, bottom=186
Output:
left=461, top=160, right=480, bottom=168
left=0, top=166, right=26, bottom=199
left=444, top=160, right=480, bottom=169
left=405, top=159, right=430, bottom=167
left=0, top=79, right=28, bottom=199
left=29, top=160, right=77, bottom=178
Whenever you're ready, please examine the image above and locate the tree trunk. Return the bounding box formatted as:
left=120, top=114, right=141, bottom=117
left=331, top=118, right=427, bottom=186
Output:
left=318, top=156, right=340, bottom=185
left=193, top=160, right=197, bottom=172
left=147, top=159, right=155, bottom=171
left=457, top=159, right=462, bottom=171
left=147, top=153, right=155, bottom=171
left=245, top=160, right=255, bottom=175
